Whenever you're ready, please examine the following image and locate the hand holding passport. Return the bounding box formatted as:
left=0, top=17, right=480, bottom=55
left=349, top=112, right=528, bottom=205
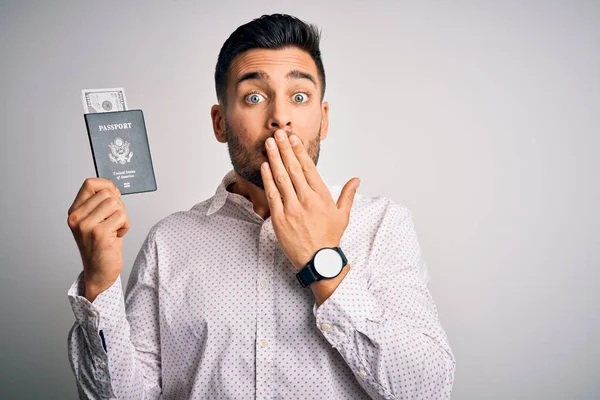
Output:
left=66, top=87, right=154, bottom=301
left=81, top=88, right=157, bottom=195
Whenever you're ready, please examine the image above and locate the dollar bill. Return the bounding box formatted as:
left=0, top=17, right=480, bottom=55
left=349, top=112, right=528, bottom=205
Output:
left=81, top=88, right=128, bottom=113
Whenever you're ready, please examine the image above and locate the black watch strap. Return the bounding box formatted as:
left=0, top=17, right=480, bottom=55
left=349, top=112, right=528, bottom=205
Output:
left=296, top=261, right=317, bottom=288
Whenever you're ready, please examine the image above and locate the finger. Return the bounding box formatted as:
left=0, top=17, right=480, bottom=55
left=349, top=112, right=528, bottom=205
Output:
left=336, top=178, right=361, bottom=214
left=79, top=195, right=124, bottom=233
left=68, top=189, right=115, bottom=229
left=261, top=161, right=284, bottom=215
left=265, top=135, right=300, bottom=207
left=102, top=208, right=130, bottom=238
left=69, top=178, right=120, bottom=215
left=289, top=134, right=329, bottom=196
left=272, top=130, right=312, bottom=201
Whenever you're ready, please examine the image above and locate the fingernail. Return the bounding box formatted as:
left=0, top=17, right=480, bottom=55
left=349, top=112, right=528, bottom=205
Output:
left=290, top=135, right=299, bottom=145
left=275, top=130, right=286, bottom=141
left=266, top=137, right=276, bottom=148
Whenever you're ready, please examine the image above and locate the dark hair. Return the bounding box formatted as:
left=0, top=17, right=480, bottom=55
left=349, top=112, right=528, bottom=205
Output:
left=214, top=14, right=326, bottom=108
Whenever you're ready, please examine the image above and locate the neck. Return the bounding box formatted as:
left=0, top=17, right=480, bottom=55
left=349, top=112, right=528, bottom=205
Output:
left=226, top=173, right=271, bottom=221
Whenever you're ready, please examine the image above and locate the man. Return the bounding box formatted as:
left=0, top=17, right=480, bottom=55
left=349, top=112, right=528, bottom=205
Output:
left=66, top=13, right=456, bottom=399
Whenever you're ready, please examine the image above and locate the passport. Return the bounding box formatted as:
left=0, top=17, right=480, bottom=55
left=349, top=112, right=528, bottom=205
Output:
left=84, top=109, right=157, bottom=195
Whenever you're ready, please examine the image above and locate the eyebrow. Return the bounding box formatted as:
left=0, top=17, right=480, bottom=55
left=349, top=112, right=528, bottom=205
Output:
left=234, top=69, right=318, bottom=90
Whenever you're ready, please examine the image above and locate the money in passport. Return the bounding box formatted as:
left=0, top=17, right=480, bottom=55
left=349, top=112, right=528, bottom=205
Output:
left=83, top=108, right=157, bottom=195
left=81, top=88, right=128, bottom=113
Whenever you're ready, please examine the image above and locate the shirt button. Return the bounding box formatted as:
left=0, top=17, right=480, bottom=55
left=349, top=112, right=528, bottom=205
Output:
left=259, top=279, right=269, bottom=288
left=320, top=323, right=332, bottom=332
left=99, top=361, right=107, bottom=369
left=263, top=223, right=272, bottom=231
left=358, top=370, right=367, bottom=379
left=259, top=339, right=269, bottom=348
left=88, top=309, right=97, bottom=317
left=231, top=197, right=240, bottom=204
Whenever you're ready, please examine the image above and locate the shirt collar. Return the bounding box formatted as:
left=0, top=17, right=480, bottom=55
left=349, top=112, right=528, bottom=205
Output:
left=206, top=168, right=340, bottom=216
left=206, top=169, right=237, bottom=216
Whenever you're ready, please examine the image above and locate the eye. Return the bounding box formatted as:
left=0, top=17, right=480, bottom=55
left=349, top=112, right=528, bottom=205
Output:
left=293, top=92, right=310, bottom=103
left=245, top=92, right=265, bottom=104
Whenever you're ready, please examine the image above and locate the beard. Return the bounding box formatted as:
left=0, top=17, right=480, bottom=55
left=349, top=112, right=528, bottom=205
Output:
left=224, top=120, right=322, bottom=192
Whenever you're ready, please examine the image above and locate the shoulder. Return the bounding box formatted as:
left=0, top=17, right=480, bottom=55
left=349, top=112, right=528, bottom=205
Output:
left=328, top=184, right=413, bottom=224
left=144, top=198, right=213, bottom=243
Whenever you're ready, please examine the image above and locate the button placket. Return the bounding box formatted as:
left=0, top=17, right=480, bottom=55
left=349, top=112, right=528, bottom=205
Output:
left=255, top=225, right=276, bottom=399
left=320, top=323, right=332, bottom=332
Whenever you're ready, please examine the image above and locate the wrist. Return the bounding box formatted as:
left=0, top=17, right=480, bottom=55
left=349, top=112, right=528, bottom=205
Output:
left=83, top=273, right=117, bottom=302
left=311, top=264, right=350, bottom=306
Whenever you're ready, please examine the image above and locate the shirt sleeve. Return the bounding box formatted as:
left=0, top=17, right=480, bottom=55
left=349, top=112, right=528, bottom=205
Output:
left=67, top=224, right=163, bottom=399
left=313, top=203, right=456, bottom=399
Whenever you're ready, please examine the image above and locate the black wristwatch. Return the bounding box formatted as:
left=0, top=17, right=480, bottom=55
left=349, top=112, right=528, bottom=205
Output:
left=296, top=246, right=348, bottom=288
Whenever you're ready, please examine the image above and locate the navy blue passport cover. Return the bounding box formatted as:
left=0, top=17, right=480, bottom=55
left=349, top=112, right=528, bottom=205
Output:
left=84, top=109, right=157, bottom=195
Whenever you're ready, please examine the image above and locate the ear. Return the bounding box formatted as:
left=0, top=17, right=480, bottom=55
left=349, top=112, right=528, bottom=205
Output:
left=211, top=104, right=226, bottom=143
left=320, top=101, right=329, bottom=141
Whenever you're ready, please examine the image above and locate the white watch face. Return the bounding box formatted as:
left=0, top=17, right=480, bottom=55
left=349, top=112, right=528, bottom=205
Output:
left=314, top=248, right=343, bottom=278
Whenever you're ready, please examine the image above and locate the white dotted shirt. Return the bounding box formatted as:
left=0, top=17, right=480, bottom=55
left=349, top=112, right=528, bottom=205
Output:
left=67, top=168, right=456, bottom=399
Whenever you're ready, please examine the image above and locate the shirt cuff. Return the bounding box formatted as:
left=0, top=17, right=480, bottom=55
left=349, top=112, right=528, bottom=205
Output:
left=67, top=271, right=126, bottom=337
left=313, top=266, right=386, bottom=345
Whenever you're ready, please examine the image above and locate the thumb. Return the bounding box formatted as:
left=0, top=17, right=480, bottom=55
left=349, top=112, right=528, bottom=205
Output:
left=336, top=177, right=360, bottom=213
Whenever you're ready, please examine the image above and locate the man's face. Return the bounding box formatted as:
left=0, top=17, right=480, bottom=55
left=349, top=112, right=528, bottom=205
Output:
left=222, top=46, right=328, bottom=191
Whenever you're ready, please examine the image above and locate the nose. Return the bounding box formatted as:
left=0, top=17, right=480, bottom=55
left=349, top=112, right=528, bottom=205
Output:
left=267, top=96, right=292, bottom=132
